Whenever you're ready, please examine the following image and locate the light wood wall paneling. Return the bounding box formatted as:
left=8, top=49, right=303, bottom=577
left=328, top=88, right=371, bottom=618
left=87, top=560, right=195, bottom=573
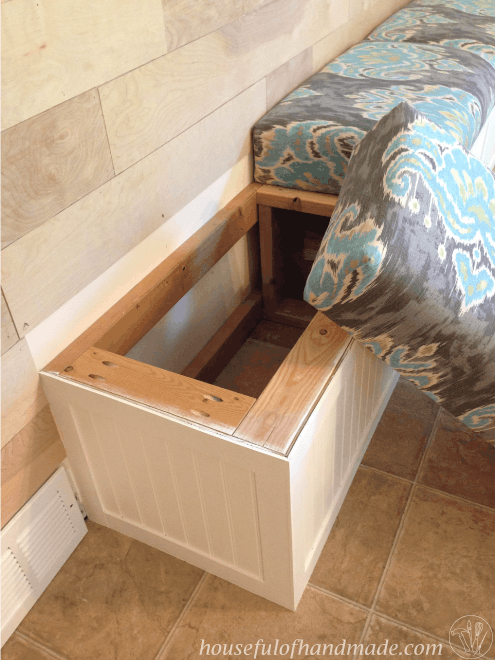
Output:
left=1, top=406, right=66, bottom=527
left=313, top=0, right=409, bottom=71
left=1, top=290, right=19, bottom=354
left=2, top=83, right=266, bottom=336
left=1, top=339, right=48, bottom=448
left=163, top=0, right=244, bottom=52
left=2, top=89, right=114, bottom=249
left=243, top=0, right=278, bottom=13
left=1, top=0, right=167, bottom=131
left=99, top=0, right=348, bottom=173
left=266, top=47, right=313, bottom=109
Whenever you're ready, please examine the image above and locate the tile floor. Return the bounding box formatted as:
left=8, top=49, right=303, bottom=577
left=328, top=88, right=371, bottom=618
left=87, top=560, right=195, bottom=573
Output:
left=4, top=378, right=495, bottom=660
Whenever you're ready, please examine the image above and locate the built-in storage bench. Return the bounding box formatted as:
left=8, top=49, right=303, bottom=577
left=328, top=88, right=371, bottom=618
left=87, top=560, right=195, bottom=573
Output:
left=41, top=184, right=398, bottom=610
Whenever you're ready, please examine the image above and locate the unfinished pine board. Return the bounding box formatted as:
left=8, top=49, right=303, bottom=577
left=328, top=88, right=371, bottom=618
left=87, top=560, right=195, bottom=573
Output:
left=1, top=0, right=167, bottom=131
left=99, top=0, right=348, bottom=172
left=235, top=313, right=352, bottom=453
left=42, top=184, right=259, bottom=375
left=1, top=406, right=66, bottom=527
left=266, top=47, right=313, bottom=109
left=2, top=90, right=114, bottom=248
left=163, top=0, right=244, bottom=52
left=265, top=298, right=318, bottom=329
left=1, top=81, right=265, bottom=336
left=249, top=320, right=304, bottom=349
left=257, top=185, right=338, bottom=217
left=1, top=291, right=18, bottom=355
left=1, top=339, right=48, bottom=447
left=259, top=204, right=282, bottom=318
left=182, top=292, right=263, bottom=383
left=62, top=347, right=256, bottom=435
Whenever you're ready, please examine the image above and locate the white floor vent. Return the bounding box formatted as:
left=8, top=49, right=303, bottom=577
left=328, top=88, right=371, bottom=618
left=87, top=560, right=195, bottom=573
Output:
left=1, top=466, right=87, bottom=647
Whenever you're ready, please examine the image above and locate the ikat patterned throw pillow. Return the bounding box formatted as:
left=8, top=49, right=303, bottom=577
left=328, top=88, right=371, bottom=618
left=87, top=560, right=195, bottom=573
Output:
left=304, top=101, right=495, bottom=433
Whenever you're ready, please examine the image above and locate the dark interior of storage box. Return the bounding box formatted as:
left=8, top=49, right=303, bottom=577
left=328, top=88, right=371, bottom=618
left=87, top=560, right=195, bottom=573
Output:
left=272, top=209, right=329, bottom=301
left=209, top=320, right=304, bottom=398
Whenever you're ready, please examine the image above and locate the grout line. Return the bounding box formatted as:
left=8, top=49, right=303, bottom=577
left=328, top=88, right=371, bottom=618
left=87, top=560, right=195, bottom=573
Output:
left=353, top=406, right=443, bottom=658
left=15, top=631, right=68, bottom=660
left=374, top=610, right=469, bottom=652
left=416, top=483, right=495, bottom=514
left=358, top=464, right=414, bottom=485
left=306, top=583, right=371, bottom=613
left=153, top=572, right=209, bottom=660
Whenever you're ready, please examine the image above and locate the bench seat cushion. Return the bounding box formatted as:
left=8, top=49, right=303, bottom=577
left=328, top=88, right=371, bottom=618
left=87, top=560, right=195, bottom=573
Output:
left=367, top=0, right=495, bottom=69
left=304, top=101, right=495, bottom=433
left=253, top=42, right=495, bottom=195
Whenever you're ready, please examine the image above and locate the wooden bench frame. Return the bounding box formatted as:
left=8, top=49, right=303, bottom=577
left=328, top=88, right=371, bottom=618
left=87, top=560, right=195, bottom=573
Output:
left=41, top=183, right=397, bottom=609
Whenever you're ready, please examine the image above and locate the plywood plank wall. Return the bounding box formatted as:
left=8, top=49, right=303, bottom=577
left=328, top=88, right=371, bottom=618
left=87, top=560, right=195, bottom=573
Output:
left=1, top=0, right=409, bottom=525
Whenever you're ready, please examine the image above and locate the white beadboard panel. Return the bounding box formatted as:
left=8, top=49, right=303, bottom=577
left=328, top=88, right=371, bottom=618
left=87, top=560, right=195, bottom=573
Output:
left=143, top=433, right=188, bottom=544
left=69, top=405, right=121, bottom=517
left=1, top=0, right=167, bottom=131
left=223, top=464, right=263, bottom=579
left=115, top=425, right=165, bottom=535
left=166, top=443, right=211, bottom=555
left=88, top=412, right=143, bottom=526
left=195, top=456, right=236, bottom=566
left=3, top=82, right=265, bottom=336
left=289, top=342, right=398, bottom=606
left=41, top=374, right=295, bottom=608
left=25, top=156, right=252, bottom=371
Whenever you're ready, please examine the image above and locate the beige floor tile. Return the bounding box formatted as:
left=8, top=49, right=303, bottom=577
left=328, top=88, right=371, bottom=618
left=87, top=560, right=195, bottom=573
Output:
left=376, top=486, right=495, bottom=640
left=159, top=575, right=368, bottom=659
left=359, top=615, right=459, bottom=660
left=385, top=377, right=439, bottom=423
left=310, top=469, right=411, bottom=607
left=17, top=521, right=204, bottom=660
left=361, top=406, right=434, bottom=480
left=418, top=411, right=495, bottom=509
left=1, top=634, right=62, bottom=660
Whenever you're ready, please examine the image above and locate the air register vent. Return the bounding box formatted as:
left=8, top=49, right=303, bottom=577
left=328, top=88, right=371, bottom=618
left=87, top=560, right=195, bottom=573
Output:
left=1, top=467, right=87, bottom=647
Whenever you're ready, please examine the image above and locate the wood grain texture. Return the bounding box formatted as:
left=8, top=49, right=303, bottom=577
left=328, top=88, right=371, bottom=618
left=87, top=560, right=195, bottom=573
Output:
left=257, top=185, right=338, bottom=217
left=182, top=291, right=263, bottom=383
left=1, top=0, right=167, bottom=130
left=64, top=347, right=256, bottom=436
left=1, top=290, right=19, bottom=354
left=163, top=0, right=244, bottom=52
left=43, top=184, right=260, bottom=374
left=1, top=84, right=265, bottom=335
left=99, top=0, right=347, bottom=172
left=2, top=339, right=48, bottom=447
left=264, top=297, right=318, bottom=329
left=266, top=47, right=313, bottom=109
left=235, top=313, right=352, bottom=453
left=1, top=405, right=66, bottom=527
left=2, top=89, right=114, bottom=248
left=258, top=205, right=282, bottom=317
